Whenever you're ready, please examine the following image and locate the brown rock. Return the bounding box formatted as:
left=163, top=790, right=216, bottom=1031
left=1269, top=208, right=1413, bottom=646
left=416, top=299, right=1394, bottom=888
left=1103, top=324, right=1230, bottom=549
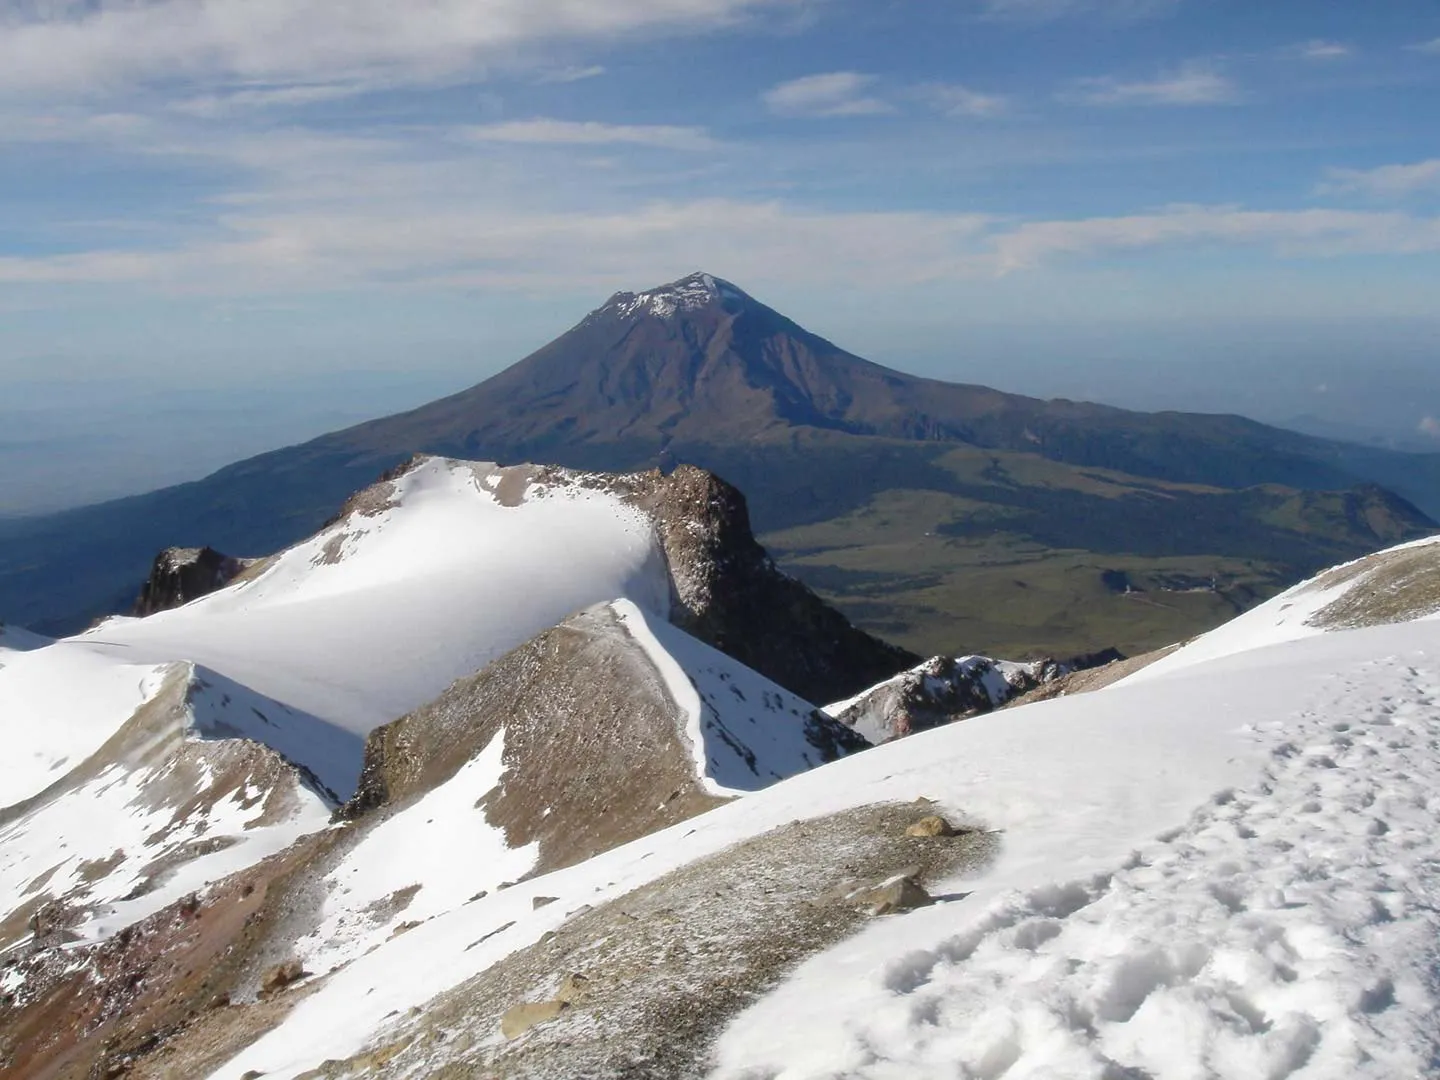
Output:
left=905, top=814, right=956, bottom=838
left=555, top=973, right=590, bottom=1005
left=850, top=875, right=934, bottom=916
left=259, top=959, right=306, bottom=996
left=500, top=999, right=568, bottom=1040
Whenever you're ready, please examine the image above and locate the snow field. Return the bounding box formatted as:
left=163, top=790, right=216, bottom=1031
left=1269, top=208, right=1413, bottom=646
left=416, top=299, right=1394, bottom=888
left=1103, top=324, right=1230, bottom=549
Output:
left=75, top=458, right=673, bottom=750
left=711, top=622, right=1440, bottom=1079
left=1128, top=532, right=1440, bottom=685
left=0, top=643, right=170, bottom=807
left=209, top=607, right=1293, bottom=1079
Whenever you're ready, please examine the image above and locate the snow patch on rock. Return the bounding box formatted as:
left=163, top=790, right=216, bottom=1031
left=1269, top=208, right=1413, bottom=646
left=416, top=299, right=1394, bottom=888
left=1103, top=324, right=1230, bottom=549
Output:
left=611, top=599, right=861, bottom=796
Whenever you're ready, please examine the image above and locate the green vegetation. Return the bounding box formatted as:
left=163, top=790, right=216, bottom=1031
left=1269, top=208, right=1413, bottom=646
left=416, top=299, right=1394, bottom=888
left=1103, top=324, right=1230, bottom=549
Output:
left=759, top=446, right=1426, bottom=660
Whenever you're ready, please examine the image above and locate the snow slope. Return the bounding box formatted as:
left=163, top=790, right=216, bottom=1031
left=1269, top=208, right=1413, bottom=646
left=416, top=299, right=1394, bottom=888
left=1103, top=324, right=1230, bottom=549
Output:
left=1127, top=531, right=1440, bottom=685
left=75, top=457, right=672, bottom=755
left=0, top=640, right=166, bottom=806
left=0, top=663, right=335, bottom=949
left=207, top=549, right=1440, bottom=1080
left=296, top=728, right=539, bottom=975
left=0, top=622, right=48, bottom=653
left=612, top=599, right=852, bottom=794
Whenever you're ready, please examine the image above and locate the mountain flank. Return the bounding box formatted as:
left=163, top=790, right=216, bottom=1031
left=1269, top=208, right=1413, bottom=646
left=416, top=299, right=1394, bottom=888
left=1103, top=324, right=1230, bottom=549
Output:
left=0, top=272, right=1435, bottom=657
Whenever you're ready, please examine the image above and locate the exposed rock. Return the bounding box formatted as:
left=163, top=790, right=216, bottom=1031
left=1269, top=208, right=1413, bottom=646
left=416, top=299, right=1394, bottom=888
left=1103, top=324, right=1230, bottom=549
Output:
left=555, top=973, right=590, bottom=1005
left=830, top=651, right=1119, bottom=743
left=607, top=464, right=918, bottom=705
left=28, top=898, right=82, bottom=950
left=500, top=1000, right=568, bottom=1041
left=258, top=959, right=305, bottom=996
left=531, top=896, right=558, bottom=911
left=848, top=873, right=934, bottom=916
left=905, top=815, right=956, bottom=838
left=133, top=547, right=255, bottom=617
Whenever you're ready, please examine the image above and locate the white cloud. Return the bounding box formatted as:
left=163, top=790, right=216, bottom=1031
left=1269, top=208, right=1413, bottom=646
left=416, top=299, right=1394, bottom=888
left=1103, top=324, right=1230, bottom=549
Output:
left=5, top=177, right=1440, bottom=296
left=462, top=119, right=721, bottom=152
left=1068, top=62, right=1239, bottom=106
left=0, top=200, right=995, bottom=291
left=1289, top=40, right=1350, bottom=61
left=763, top=72, right=892, bottom=117
left=1411, top=37, right=1440, bottom=55
left=1321, top=160, right=1440, bottom=198
left=171, top=84, right=365, bottom=118
left=991, top=204, right=1440, bottom=272
left=537, top=65, right=607, bottom=84
left=0, top=0, right=803, bottom=96
left=919, top=82, right=1010, bottom=118
left=1420, top=416, right=1440, bottom=439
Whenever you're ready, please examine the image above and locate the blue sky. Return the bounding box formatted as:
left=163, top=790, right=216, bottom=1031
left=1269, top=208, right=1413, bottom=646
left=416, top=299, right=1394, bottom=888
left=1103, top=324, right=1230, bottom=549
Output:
left=3, top=0, right=1440, bottom=509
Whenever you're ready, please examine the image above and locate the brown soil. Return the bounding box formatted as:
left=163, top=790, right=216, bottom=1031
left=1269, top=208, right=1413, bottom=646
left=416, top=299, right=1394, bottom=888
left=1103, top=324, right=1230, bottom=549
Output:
left=0, top=830, right=342, bottom=1080
left=1303, top=543, right=1440, bottom=630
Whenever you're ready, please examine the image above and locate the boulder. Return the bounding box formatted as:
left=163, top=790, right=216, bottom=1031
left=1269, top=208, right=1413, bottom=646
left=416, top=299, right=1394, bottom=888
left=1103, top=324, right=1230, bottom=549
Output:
left=849, top=874, right=933, bottom=916
left=905, top=815, right=956, bottom=838
left=259, top=958, right=306, bottom=996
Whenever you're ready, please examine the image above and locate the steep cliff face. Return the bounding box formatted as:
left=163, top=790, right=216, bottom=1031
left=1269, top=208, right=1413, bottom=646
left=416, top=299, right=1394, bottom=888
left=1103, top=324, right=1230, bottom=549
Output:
left=607, top=463, right=920, bottom=705
left=455, top=460, right=918, bottom=704
left=133, top=547, right=255, bottom=617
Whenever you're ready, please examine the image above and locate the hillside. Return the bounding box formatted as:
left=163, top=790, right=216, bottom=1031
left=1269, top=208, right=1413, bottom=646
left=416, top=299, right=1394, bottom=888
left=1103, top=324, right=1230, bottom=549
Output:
left=5, top=524, right=1440, bottom=1077
left=0, top=456, right=895, bottom=1078
left=0, top=273, right=1435, bottom=657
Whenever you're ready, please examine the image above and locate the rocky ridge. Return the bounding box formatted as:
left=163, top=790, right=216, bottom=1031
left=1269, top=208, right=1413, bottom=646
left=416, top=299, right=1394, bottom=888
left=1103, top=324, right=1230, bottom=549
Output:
left=133, top=547, right=256, bottom=617
left=827, top=649, right=1122, bottom=743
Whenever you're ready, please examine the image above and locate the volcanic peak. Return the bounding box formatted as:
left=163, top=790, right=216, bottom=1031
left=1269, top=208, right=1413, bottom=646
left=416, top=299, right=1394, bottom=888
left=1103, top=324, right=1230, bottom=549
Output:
left=599, top=271, right=750, bottom=321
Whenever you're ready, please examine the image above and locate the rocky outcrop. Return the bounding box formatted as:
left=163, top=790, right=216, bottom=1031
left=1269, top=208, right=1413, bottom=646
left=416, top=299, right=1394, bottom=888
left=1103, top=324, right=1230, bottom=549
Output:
left=133, top=547, right=255, bottom=616
left=828, top=650, right=1120, bottom=743
left=619, top=465, right=920, bottom=705
left=481, top=461, right=918, bottom=706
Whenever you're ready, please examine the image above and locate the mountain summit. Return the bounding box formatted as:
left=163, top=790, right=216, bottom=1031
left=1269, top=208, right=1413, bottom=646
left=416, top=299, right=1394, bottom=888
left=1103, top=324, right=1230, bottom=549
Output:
left=394, top=267, right=996, bottom=458
left=594, top=271, right=752, bottom=321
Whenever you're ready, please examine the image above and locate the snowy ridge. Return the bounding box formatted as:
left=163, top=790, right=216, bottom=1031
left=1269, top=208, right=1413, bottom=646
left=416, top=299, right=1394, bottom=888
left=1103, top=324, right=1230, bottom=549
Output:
left=73, top=457, right=673, bottom=781
left=0, top=622, right=48, bottom=654
left=0, top=662, right=335, bottom=953
left=0, top=639, right=167, bottom=806
left=611, top=599, right=856, bottom=795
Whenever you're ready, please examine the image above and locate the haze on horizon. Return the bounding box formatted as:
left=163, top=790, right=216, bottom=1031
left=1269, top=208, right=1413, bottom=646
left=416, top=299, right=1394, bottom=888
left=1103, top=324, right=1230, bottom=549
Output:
left=2, top=0, right=1439, bottom=513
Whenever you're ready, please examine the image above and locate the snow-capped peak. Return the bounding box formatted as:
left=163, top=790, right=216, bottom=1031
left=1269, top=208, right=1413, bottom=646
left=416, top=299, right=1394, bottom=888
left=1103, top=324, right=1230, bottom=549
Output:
left=598, top=271, right=749, bottom=320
